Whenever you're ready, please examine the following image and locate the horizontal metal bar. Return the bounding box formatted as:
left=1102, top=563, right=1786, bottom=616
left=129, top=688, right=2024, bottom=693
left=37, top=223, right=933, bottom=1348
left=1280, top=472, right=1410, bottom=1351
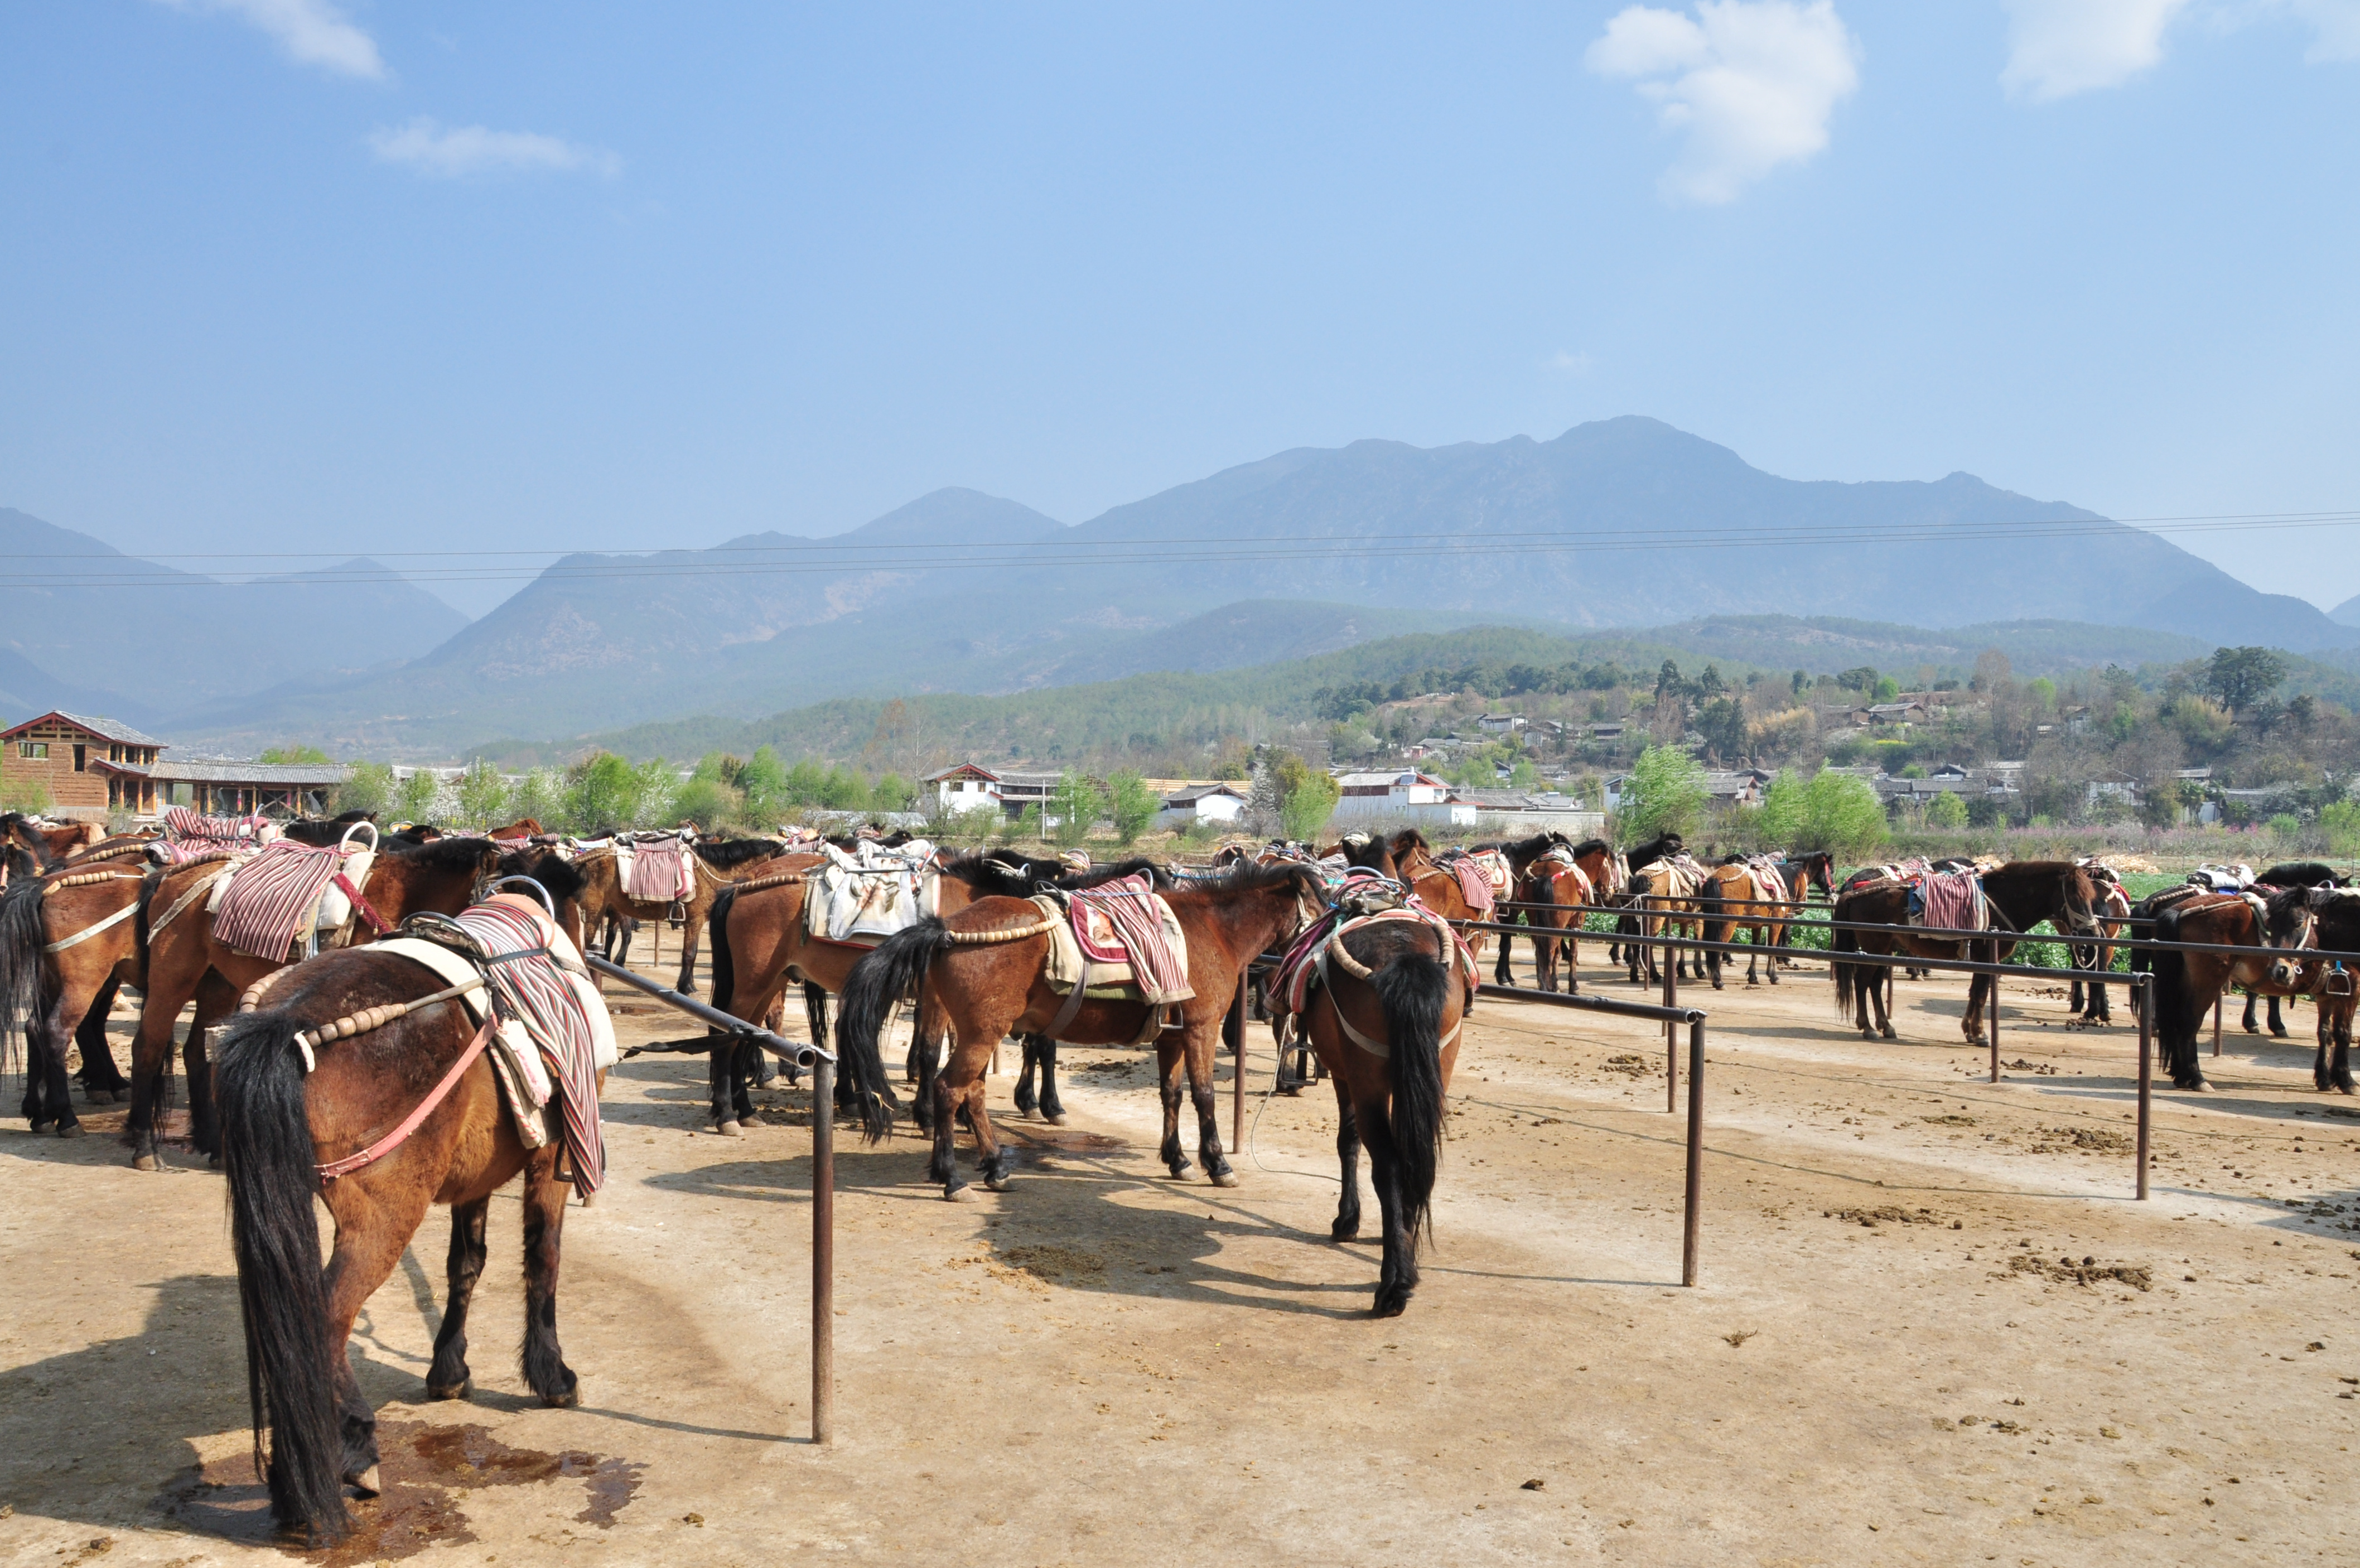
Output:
left=1478, top=925, right=2137, bottom=983
left=1476, top=982, right=1705, bottom=1024
left=586, top=953, right=836, bottom=1066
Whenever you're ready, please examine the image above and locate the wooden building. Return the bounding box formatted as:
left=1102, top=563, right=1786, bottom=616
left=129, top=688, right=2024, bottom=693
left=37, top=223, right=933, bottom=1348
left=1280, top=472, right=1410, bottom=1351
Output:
left=0, top=711, right=167, bottom=821
left=96, top=758, right=349, bottom=818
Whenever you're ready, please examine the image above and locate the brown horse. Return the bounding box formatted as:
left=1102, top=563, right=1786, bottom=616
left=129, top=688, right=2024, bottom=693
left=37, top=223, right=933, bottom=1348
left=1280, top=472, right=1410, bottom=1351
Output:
left=2289, top=889, right=2360, bottom=1093
left=1696, top=855, right=1833, bottom=987
left=2149, top=889, right=2323, bottom=1091
left=1624, top=854, right=1710, bottom=987
left=572, top=836, right=783, bottom=994
left=122, top=835, right=508, bottom=1170
left=1, top=813, right=103, bottom=864
left=1291, top=908, right=1472, bottom=1315
left=836, top=859, right=1326, bottom=1199
left=0, top=863, right=149, bottom=1133
left=209, top=881, right=614, bottom=1547
left=1385, top=831, right=1490, bottom=954
left=1832, top=862, right=2102, bottom=1044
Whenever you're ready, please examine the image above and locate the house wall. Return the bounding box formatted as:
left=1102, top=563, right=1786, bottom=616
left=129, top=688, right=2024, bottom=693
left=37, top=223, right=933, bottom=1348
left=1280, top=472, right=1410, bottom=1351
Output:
left=2, top=720, right=111, bottom=818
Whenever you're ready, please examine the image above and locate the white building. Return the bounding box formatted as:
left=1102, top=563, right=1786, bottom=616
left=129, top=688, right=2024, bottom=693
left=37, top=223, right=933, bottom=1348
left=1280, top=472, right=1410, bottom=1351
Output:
left=1476, top=713, right=1527, bottom=735
left=923, top=761, right=1064, bottom=819
left=1331, top=770, right=1456, bottom=821
left=1154, top=783, right=1248, bottom=831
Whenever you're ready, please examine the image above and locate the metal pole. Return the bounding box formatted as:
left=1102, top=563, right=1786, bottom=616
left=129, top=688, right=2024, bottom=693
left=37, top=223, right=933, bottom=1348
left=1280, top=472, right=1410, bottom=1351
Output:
left=1228, top=973, right=1247, bottom=1155
left=2134, top=974, right=2152, bottom=1202
left=810, top=1051, right=836, bottom=1444
left=2212, top=995, right=2222, bottom=1058
left=1682, top=1016, right=1704, bottom=1287
left=1987, top=942, right=2001, bottom=1084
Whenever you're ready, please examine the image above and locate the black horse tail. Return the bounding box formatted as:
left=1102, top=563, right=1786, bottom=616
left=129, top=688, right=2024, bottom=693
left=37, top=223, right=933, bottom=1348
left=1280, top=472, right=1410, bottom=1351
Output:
left=803, top=982, right=831, bottom=1057
left=2152, top=905, right=2195, bottom=1075
left=0, top=881, right=52, bottom=1082
left=1832, top=923, right=1860, bottom=1022
left=1371, top=947, right=1449, bottom=1246
left=837, top=917, right=954, bottom=1141
left=213, top=1010, right=350, bottom=1546
left=708, top=886, right=739, bottom=1013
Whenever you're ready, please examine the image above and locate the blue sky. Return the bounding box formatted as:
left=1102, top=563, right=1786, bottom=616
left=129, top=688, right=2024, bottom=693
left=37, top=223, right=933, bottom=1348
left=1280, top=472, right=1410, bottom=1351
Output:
left=3, top=1, right=2357, bottom=617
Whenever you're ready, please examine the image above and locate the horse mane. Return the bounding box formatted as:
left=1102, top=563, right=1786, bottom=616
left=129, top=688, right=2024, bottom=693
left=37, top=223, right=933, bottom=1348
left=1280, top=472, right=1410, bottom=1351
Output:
left=384, top=835, right=500, bottom=876
left=694, top=836, right=785, bottom=870
left=1388, top=828, right=1431, bottom=856
left=1568, top=838, right=1611, bottom=859
left=1162, top=856, right=1328, bottom=906
left=938, top=851, right=1043, bottom=895
left=1496, top=831, right=1560, bottom=861
left=1064, top=857, right=1177, bottom=891
left=2257, top=861, right=2342, bottom=889
left=496, top=845, right=587, bottom=906
left=0, top=813, right=62, bottom=871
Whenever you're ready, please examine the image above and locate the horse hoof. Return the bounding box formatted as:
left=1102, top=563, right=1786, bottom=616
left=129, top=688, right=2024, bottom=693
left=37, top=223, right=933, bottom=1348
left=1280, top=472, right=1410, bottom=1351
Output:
left=426, top=1378, right=471, bottom=1401
left=1331, top=1222, right=1360, bottom=1243
left=85, top=1090, right=115, bottom=1105
left=541, top=1384, right=581, bottom=1410
left=349, top=1465, right=382, bottom=1498
left=1209, top=1168, right=1241, bottom=1188
left=715, top=1120, right=742, bottom=1137
left=57, top=1123, right=85, bottom=1140
left=1045, top=1112, right=1068, bottom=1127
left=738, top=1111, right=765, bottom=1128
left=945, top=1183, right=977, bottom=1203
left=984, top=1172, right=1014, bottom=1193
left=132, top=1153, right=158, bottom=1172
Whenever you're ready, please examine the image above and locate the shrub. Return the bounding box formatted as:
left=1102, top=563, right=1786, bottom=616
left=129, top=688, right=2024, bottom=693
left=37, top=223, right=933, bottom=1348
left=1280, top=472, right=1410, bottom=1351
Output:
left=1107, top=770, right=1161, bottom=845
left=1620, top=745, right=1708, bottom=842
left=1926, top=790, right=1969, bottom=828
left=335, top=761, right=395, bottom=818
left=455, top=759, right=509, bottom=828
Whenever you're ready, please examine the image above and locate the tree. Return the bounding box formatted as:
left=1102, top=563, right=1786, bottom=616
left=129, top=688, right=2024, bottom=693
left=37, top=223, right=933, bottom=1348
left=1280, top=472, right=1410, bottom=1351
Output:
left=335, top=761, right=395, bottom=818
left=394, top=768, right=442, bottom=826
left=0, top=776, right=53, bottom=814
left=455, top=758, right=509, bottom=827
left=1696, top=697, right=1747, bottom=764
left=1790, top=669, right=1808, bottom=697
left=1655, top=659, right=1684, bottom=702
left=1837, top=666, right=1879, bottom=694
left=739, top=746, right=792, bottom=821
left=1050, top=771, right=1106, bottom=848
left=506, top=768, right=562, bottom=829
left=1107, top=769, right=1161, bottom=845
left=2202, top=646, right=2285, bottom=715
left=1619, top=745, right=1709, bottom=841
left=1925, top=789, right=1968, bottom=829
left=565, top=752, right=639, bottom=831
left=1971, top=649, right=2012, bottom=694
left=1278, top=765, right=1340, bottom=843
left=1798, top=770, right=1888, bottom=853
left=259, top=744, right=331, bottom=765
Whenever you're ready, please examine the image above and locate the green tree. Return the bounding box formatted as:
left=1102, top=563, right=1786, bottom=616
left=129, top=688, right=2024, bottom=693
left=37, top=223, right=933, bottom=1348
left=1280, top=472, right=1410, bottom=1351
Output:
left=2203, top=646, right=2287, bottom=715
left=1619, top=745, right=1709, bottom=841
left=335, top=761, right=395, bottom=818
left=455, top=758, right=509, bottom=828
left=505, top=768, right=562, bottom=829
left=259, top=744, right=331, bottom=765
left=632, top=759, right=681, bottom=827
left=565, top=752, right=638, bottom=830
left=1050, top=771, right=1106, bottom=848
left=1798, top=770, right=1888, bottom=853
left=394, top=768, right=442, bottom=825
left=1871, top=676, right=1901, bottom=702
left=872, top=772, right=916, bottom=812
left=1279, top=769, right=1340, bottom=842
left=1925, top=789, right=1969, bottom=829
left=2322, top=799, right=2360, bottom=856
left=0, top=776, right=54, bottom=814
left=1696, top=697, right=1747, bottom=763
left=1106, top=769, right=1161, bottom=845
left=739, top=745, right=792, bottom=821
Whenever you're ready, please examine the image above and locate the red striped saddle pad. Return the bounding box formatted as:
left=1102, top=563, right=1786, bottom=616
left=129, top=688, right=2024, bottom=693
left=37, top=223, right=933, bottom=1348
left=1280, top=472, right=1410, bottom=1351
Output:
left=212, top=840, right=348, bottom=961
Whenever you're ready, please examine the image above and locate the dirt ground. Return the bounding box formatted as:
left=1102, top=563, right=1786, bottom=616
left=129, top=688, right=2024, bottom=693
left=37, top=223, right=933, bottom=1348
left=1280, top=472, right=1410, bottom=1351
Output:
left=4, top=939, right=2359, bottom=1567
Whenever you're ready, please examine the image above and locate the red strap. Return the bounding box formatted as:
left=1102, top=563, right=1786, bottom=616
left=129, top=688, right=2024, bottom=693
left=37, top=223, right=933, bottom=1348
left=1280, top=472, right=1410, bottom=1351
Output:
left=334, top=872, right=392, bottom=937
left=316, top=1012, right=496, bottom=1182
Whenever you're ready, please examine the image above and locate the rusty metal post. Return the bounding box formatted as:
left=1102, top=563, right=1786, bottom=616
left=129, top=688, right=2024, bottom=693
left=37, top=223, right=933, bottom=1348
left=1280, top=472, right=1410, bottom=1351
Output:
left=2135, top=974, right=2152, bottom=1201
left=1987, top=949, right=2001, bottom=1083
left=810, top=1050, right=835, bottom=1444
left=1661, top=900, right=1678, bottom=1112
left=1682, top=1015, right=1705, bottom=1287
left=2212, top=995, right=2222, bottom=1058
left=1228, top=973, right=1248, bottom=1155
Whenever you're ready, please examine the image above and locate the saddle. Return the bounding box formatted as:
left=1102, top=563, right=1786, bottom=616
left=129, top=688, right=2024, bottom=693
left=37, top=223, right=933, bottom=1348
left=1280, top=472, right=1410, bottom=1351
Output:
left=1435, top=847, right=1507, bottom=913
left=802, top=839, right=940, bottom=947
left=1031, top=875, right=1193, bottom=1044
left=1907, top=869, right=1987, bottom=932
left=1267, top=871, right=1477, bottom=1048
left=614, top=830, right=697, bottom=907
left=156, top=807, right=281, bottom=865
left=207, top=823, right=380, bottom=961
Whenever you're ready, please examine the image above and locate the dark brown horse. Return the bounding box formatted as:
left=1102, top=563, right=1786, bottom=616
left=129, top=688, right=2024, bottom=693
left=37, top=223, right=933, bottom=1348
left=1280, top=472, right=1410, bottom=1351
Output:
left=1291, top=909, right=1471, bottom=1315
left=1832, top=862, right=2102, bottom=1044
left=0, top=862, right=149, bottom=1133
left=836, top=859, right=1326, bottom=1199
left=2150, top=889, right=2324, bottom=1091
left=209, top=881, right=608, bottom=1547
left=2289, top=889, right=2360, bottom=1093
left=123, top=836, right=507, bottom=1170
left=574, top=835, right=785, bottom=994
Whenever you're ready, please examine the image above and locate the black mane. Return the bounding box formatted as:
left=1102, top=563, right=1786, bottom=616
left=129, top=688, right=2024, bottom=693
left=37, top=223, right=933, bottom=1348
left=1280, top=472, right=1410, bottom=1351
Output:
left=385, top=835, right=500, bottom=876
left=2258, top=861, right=2342, bottom=889
left=695, top=836, right=785, bottom=870
left=496, top=845, right=588, bottom=906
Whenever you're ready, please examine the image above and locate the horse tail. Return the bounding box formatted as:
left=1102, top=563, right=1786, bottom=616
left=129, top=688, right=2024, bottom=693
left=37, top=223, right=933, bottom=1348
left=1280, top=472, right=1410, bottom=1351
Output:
left=0, top=881, right=49, bottom=1079
left=837, top=918, right=954, bottom=1141
left=2153, top=906, right=2195, bottom=1070
left=803, top=982, right=830, bottom=1056
left=1832, top=923, right=1860, bottom=1021
left=213, top=1010, right=350, bottom=1545
left=708, top=885, right=739, bottom=1012
left=1370, top=947, right=1449, bottom=1246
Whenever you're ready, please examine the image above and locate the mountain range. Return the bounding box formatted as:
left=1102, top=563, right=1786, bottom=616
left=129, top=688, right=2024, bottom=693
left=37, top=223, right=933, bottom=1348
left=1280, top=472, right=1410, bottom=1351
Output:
left=3, top=417, right=2347, bottom=758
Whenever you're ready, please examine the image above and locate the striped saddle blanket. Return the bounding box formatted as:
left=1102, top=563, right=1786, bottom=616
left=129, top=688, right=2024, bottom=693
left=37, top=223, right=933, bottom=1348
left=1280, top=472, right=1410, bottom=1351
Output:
left=160, top=807, right=280, bottom=864
left=1037, top=875, right=1193, bottom=1003
left=1271, top=897, right=1477, bottom=1020
left=1909, top=871, right=1987, bottom=932
left=1439, top=849, right=1507, bottom=914
left=616, top=837, right=695, bottom=904
left=209, top=838, right=376, bottom=961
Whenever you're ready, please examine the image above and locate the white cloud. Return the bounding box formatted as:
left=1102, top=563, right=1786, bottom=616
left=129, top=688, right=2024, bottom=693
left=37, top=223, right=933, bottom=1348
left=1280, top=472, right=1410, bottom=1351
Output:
left=368, top=118, right=621, bottom=178
left=1550, top=350, right=1596, bottom=374
left=1999, top=0, right=2191, bottom=99
left=1586, top=2, right=1862, bottom=205
left=155, top=0, right=384, bottom=79
left=2261, top=0, right=2360, bottom=60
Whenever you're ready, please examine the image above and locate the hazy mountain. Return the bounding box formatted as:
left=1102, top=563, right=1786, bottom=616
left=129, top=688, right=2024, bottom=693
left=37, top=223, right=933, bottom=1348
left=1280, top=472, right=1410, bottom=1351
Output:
left=2331, top=591, right=2360, bottom=628
left=0, top=508, right=469, bottom=721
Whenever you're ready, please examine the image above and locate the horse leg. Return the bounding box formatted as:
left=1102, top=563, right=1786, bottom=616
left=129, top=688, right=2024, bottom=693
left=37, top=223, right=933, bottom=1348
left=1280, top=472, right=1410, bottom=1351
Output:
left=1185, top=1021, right=1237, bottom=1187
left=1014, top=1038, right=1040, bottom=1119
left=1493, top=921, right=1516, bottom=987
left=75, top=973, right=130, bottom=1099
left=425, top=1198, right=491, bottom=1400
left=1330, top=1082, right=1363, bottom=1241
left=1358, top=1092, right=1413, bottom=1317
left=1533, top=930, right=1556, bottom=994
left=2268, top=994, right=2289, bottom=1039
left=319, top=1181, right=435, bottom=1497
left=185, top=972, right=237, bottom=1160
left=1156, top=1030, right=1191, bottom=1179
left=33, top=992, right=83, bottom=1136
left=1273, top=1016, right=1301, bottom=1096
left=675, top=913, right=700, bottom=995
left=126, top=977, right=191, bottom=1172
left=2242, top=990, right=2260, bottom=1035
left=519, top=1147, right=581, bottom=1406
left=1033, top=1036, right=1066, bottom=1125
left=2333, top=1000, right=2356, bottom=1094
left=1873, top=964, right=1897, bottom=1041
left=707, top=1038, right=744, bottom=1136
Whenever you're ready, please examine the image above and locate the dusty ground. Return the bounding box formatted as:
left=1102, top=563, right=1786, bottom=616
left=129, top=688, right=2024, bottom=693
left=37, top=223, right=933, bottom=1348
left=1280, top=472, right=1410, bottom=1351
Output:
left=4, top=942, right=2359, bottom=1567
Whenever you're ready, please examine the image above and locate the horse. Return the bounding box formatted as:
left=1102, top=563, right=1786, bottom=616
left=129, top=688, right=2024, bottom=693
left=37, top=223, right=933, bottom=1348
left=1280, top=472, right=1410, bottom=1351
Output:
left=1623, top=850, right=1711, bottom=987
left=835, top=858, right=1327, bottom=1200
left=120, top=834, right=511, bottom=1170
left=1832, top=862, right=2102, bottom=1044
left=2286, top=888, right=2360, bottom=1093
left=2066, top=861, right=2132, bottom=1025
left=208, top=875, right=610, bottom=1547
left=1, top=813, right=102, bottom=864
left=1697, top=857, right=1801, bottom=987
left=1289, top=901, right=1471, bottom=1316
left=570, top=834, right=780, bottom=994
left=1476, top=831, right=1577, bottom=985
left=2150, top=889, right=2324, bottom=1091
left=0, top=861, right=150, bottom=1133
left=2236, top=863, right=2343, bottom=1037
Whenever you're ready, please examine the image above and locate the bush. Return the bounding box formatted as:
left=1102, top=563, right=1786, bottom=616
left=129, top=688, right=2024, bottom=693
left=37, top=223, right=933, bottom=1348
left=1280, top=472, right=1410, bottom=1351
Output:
left=1050, top=773, right=1106, bottom=849
left=1272, top=752, right=1340, bottom=842
left=394, top=769, right=443, bottom=826
left=1758, top=769, right=1888, bottom=854
left=335, top=761, right=395, bottom=818
left=2323, top=799, right=2360, bottom=857
left=1620, top=745, right=1707, bottom=842
left=455, top=759, right=509, bottom=828
left=0, top=776, right=54, bottom=814
left=1925, top=790, right=1969, bottom=828
left=1107, top=770, right=1161, bottom=845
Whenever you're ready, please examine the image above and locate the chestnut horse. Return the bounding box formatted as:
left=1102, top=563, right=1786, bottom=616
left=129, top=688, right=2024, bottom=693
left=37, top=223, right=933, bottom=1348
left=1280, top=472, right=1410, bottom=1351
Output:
left=209, top=876, right=615, bottom=1548
left=835, top=859, right=1326, bottom=1200
left=123, top=835, right=508, bottom=1170
left=1292, top=909, right=1473, bottom=1316
left=2287, top=889, right=2360, bottom=1093
left=0, top=862, right=149, bottom=1133
left=1696, top=853, right=1833, bottom=987
left=574, top=836, right=784, bottom=995
left=2149, top=889, right=2326, bottom=1092
left=1832, top=862, right=2102, bottom=1045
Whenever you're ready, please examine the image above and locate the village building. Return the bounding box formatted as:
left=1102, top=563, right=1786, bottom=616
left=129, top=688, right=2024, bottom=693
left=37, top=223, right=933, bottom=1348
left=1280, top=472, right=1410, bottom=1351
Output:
left=923, top=761, right=1065, bottom=819
left=1, top=711, right=167, bottom=821
left=1331, top=769, right=1455, bottom=821
left=1475, top=713, right=1527, bottom=735
left=1153, top=783, right=1248, bottom=831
